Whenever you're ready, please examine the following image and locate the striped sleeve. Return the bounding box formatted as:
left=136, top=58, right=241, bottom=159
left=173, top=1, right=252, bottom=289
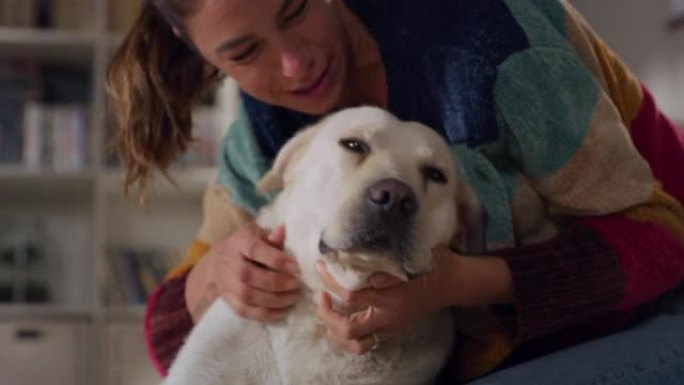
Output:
left=491, top=3, right=684, bottom=342
left=559, top=0, right=684, bottom=202
left=145, top=269, right=195, bottom=377
left=563, top=8, right=684, bottom=309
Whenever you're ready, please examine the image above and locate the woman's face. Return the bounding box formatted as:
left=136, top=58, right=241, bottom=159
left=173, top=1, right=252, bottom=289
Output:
left=184, top=0, right=351, bottom=115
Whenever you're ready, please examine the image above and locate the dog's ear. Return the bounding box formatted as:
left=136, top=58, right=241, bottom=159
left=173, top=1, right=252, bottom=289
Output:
left=453, top=170, right=485, bottom=255
left=256, top=124, right=321, bottom=195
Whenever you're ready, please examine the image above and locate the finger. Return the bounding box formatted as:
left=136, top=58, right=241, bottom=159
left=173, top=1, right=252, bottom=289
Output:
left=238, top=259, right=300, bottom=292
left=241, top=237, right=300, bottom=277
left=368, top=273, right=404, bottom=289
left=233, top=283, right=301, bottom=309
left=316, top=291, right=350, bottom=334
left=325, top=329, right=376, bottom=355
left=222, top=293, right=289, bottom=323
left=267, top=225, right=286, bottom=247
left=316, top=261, right=344, bottom=295
left=243, top=221, right=268, bottom=238
left=317, top=292, right=378, bottom=340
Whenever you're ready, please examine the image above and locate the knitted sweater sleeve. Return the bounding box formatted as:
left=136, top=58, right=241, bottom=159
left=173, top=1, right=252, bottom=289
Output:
left=491, top=38, right=684, bottom=342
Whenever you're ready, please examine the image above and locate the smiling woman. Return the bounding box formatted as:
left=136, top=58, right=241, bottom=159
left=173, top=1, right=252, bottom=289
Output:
left=107, top=0, right=385, bottom=197
left=106, top=0, right=684, bottom=384
left=181, top=0, right=354, bottom=113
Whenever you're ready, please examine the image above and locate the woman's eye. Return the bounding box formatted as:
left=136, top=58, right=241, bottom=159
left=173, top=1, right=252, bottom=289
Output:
left=282, top=0, right=308, bottom=25
left=230, top=43, right=260, bottom=62
left=339, top=138, right=370, bottom=155
left=422, top=166, right=447, bottom=184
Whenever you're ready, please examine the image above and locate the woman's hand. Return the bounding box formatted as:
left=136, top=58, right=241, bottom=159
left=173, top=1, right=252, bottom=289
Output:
left=315, top=246, right=513, bottom=355
left=186, top=222, right=302, bottom=323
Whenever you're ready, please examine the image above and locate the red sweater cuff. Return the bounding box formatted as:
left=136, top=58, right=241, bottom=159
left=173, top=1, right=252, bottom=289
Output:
left=496, top=223, right=624, bottom=342
left=144, top=271, right=194, bottom=377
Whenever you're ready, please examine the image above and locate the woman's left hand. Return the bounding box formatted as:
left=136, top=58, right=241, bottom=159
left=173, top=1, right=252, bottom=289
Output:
left=315, top=246, right=513, bottom=355
left=315, top=246, right=464, bottom=355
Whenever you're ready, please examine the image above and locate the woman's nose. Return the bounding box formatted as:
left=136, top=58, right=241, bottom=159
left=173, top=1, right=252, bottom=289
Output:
left=280, top=44, right=313, bottom=80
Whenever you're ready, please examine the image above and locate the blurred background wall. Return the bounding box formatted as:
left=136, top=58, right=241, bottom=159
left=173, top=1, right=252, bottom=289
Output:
left=574, top=0, right=684, bottom=123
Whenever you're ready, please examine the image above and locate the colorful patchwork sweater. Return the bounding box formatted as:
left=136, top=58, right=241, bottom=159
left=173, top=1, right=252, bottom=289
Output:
left=143, top=0, right=684, bottom=382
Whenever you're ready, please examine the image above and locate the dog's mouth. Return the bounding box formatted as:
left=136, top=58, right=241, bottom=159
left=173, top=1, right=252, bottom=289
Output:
left=315, top=186, right=423, bottom=281
left=318, top=236, right=417, bottom=280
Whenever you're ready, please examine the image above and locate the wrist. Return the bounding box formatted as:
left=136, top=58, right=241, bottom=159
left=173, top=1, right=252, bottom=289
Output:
left=185, top=253, right=217, bottom=322
left=449, top=254, right=513, bottom=307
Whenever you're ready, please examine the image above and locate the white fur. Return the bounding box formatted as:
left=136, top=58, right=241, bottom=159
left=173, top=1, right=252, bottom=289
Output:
left=163, top=107, right=482, bottom=385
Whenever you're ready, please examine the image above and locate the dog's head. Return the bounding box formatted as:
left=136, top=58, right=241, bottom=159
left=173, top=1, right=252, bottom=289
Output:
left=257, top=107, right=481, bottom=291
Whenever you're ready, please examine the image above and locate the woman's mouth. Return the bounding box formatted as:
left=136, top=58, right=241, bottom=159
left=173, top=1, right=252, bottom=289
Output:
left=291, top=61, right=332, bottom=98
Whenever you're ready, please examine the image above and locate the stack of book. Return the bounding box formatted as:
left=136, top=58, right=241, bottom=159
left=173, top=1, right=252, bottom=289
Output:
left=0, top=0, right=94, bottom=30
left=0, top=63, right=41, bottom=164
left=0, top=62, right=90, bottom=170
left=22, top=102, right=88, bottom=171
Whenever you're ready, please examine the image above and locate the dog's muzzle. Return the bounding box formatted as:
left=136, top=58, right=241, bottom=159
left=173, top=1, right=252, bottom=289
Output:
left=319, top=178, right=418, bottom=264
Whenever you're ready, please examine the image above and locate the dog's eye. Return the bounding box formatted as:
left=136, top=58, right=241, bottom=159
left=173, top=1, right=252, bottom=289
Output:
left=339, top=138, right=370, bottom=155
left=422, top=166, right=447, bottom=184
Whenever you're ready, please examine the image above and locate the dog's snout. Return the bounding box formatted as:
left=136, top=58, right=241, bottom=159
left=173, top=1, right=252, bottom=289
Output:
left=368, top=179, right=417, bottom=215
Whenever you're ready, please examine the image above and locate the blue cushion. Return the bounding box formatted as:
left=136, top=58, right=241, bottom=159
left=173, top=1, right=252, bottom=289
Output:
left=468, top=291, right=684, bottom=385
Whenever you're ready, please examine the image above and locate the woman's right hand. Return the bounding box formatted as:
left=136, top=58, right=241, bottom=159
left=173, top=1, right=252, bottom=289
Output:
left=185, top=222, right=302, bottom=323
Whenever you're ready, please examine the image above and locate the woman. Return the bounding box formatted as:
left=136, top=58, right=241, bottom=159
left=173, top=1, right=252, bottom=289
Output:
left=107, top=0, right=684, bottom=383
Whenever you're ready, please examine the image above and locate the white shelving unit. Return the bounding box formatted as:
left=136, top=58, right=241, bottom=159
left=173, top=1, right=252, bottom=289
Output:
left=0, top=1, right=236, bottom=383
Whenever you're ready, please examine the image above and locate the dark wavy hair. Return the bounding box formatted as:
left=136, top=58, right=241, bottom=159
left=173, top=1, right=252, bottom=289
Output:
left=106, top=0, right=221, bottom=199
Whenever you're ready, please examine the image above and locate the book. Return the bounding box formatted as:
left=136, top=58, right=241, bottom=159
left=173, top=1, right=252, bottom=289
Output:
left=109, top=0, right=140, bottom=32
left=19, top=102, right=88, bottom=171
left=105, top=246, right=180, bottom=306
left=0, top=0, right=95, bottom=30
left=0, top=63, right=42, bottom=164
left=0, top=0, right=36, bottom=28
left=51, top=0, right=94, bottom=31
left=22, top=102, right=45, bottom=169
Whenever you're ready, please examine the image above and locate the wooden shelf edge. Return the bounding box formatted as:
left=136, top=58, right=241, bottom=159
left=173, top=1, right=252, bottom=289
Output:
left=0, top=27, right=98, bottom=46
left=0, top=167, right=96, bottom=180
left=103, top=166, right=216, bottom=198
left=0, top=304, right=92, bottom=322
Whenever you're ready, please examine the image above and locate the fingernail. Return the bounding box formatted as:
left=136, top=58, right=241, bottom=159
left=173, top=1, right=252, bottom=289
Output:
left=316, top=260, right=325, bottom=273
left=268, top=226, right=283, bottom=242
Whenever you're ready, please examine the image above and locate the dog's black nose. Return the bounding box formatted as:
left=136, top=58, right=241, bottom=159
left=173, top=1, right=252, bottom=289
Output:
left=368, top=178, right=417, bottom=215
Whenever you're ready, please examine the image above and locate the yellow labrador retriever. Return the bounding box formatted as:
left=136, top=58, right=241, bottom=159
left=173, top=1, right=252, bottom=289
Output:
left=164, top=106, right=482, bottom=385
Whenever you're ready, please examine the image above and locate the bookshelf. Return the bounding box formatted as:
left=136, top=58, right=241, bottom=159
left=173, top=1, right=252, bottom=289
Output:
left=0, top=1, right=236, bottom=384
left=0, top=27, right=95, bottom=64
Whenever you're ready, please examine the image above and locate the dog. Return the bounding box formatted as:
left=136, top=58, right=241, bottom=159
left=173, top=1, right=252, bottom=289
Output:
left=163, top=106, right=483, bottom=385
